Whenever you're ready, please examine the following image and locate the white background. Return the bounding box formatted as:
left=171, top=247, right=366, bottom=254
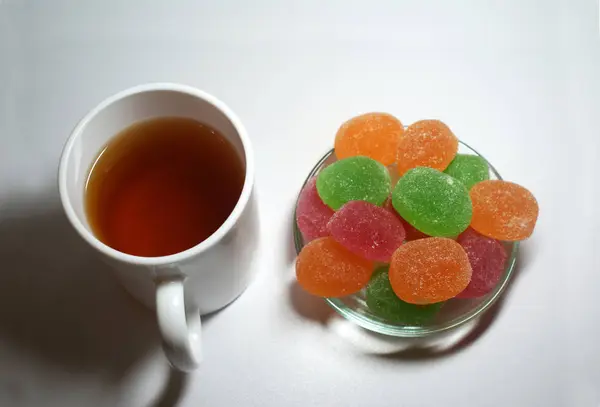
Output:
left=0, top=1, right=598, bottom=406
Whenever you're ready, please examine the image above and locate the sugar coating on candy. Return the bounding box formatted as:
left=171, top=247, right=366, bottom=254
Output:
left=444, top=154, right=490, bottom=190
left=389, top=237, right=472, bottom=304
left=316, top=156, right=391, bottom=210
left=456, top=229, right=507, bottom=298
left=383, top=198, right=429, bottom=241
left=296, top=237, right=374, bottom=297
left=296, top=177, right=335, bottom=242
left=327, top=201, right=406, bottom=262
left=366, top=267, right=443, bottom=324
left=392, top=167, right=472, bottom=237
left=396, top=120, right=458, bottom=175
left=470, top=180, right=539, bottom=241
left=335, top=113, right=404, bottom=166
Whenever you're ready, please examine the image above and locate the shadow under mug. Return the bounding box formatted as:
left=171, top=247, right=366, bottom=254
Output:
left=58, top=83, right=257, bottom=371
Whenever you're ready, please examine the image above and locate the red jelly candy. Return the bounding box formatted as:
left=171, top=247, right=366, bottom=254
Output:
left=384, top=198, right=429, bottom=241
left=328, top=201, right=406, bottom=262
left=456, top=228, right=508, bottom=298
left=296, top=177, right=335, bottom=242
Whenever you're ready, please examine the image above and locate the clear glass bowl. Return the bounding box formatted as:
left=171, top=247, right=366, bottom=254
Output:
left=293, top=141, right=519, bottom=337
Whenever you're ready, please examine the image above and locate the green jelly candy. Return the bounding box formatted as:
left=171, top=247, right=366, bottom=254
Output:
left=366, top=267, right=443, bottom=325
left=444, top=154, right=490, bottom=190
left=392, top=167, right=472, bottom=237
left=316, top=156, right=390, bottom=210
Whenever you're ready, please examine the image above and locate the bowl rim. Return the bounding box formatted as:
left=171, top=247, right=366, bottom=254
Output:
left=293, top=140, right=519, bottom=337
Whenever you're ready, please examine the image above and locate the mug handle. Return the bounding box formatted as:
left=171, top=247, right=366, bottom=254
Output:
left=155, top=278, right=202, bottom=371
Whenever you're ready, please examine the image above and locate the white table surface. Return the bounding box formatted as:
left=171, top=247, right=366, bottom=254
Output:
left=1, top=1, right=598, bottom=406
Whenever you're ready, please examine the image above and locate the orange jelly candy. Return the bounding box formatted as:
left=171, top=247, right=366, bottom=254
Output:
left=334, top=113, right=404, bottom=166
left=296, top=237, right=374, bottom=297
left=396, top=119, right=458, bottom=175
left=470, top=180, right=539, bottom=241
left=389, top=237, right=471, bottom=304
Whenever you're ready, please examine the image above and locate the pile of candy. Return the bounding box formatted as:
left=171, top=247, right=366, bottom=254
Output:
left=295, top=113, right=539, bottom=325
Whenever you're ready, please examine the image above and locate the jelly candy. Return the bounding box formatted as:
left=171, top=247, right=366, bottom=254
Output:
left=396, top=120, right=458, bottom=175
left=317, top=156, right=390, bottom=210
left=296, top=237, right=374, bottom=297
left=456, top=228, right=507, bottom=298
left=366, top=267, right=443, bottom=324
left=296, top=177, right=335, bottom=242
left=400, top=217, right=430, bottom=241
left=383, top=198, right=429, bottom=241
left=335, top=113, right=404, bottom=166
left=470, top=180, right=538, bottom=241
left=389, top=237, right=471, bottom=304
left=328, top=201, right=405, bottom=262
left=444, top=154, right=489, bottom=190
left=392, top=167, right=472, bottom=237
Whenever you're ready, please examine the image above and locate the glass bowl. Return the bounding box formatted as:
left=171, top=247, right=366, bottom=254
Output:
left=293, top=141, right=519, bottom=337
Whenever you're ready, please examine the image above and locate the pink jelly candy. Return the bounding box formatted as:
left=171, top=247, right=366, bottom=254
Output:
left=327, top=200, right=406, bottom=262
left=296, top=177, right=335, bottom=242
left=384, top=198, right=429, bottom=241
left=456, top=228, right=508, bottom=298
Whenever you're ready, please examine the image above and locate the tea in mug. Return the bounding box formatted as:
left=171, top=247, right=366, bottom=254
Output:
left=85, top=117, right=245, bottom=257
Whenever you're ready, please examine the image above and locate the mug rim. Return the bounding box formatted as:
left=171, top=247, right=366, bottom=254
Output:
left=58, top=82, right=255, bottom=266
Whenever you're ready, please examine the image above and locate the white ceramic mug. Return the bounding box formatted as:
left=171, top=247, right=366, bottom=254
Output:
left=58, top=83, right=257, bottom=371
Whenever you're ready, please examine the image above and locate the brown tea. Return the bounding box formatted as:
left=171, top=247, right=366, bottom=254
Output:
left=85, top=117, right=245, bottom=257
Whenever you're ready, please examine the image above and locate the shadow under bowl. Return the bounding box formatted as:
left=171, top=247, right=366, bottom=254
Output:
left=293, top=141, right=519, bottom=337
